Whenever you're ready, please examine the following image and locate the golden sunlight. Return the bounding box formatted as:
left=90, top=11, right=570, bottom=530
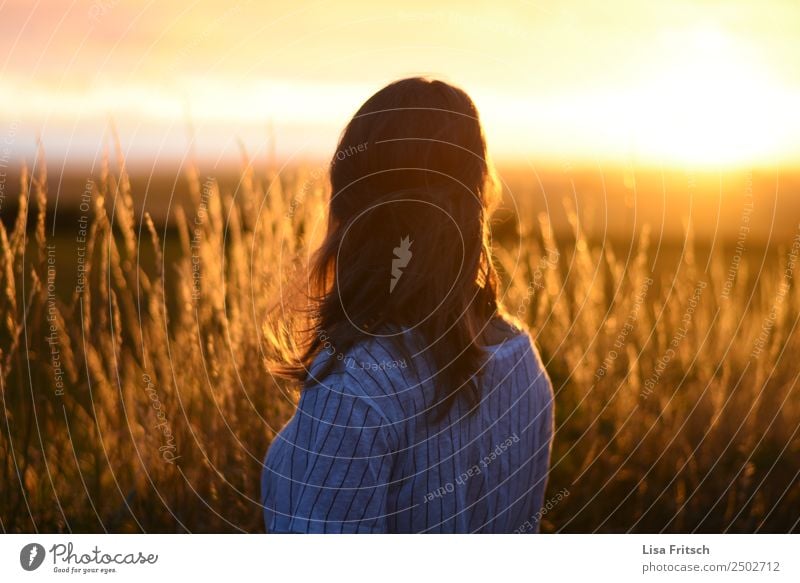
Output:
left=3, top=0, right=800, bottom=544
left=623, top=25, right=796, bottom=166
left=1, top=1, right=798, bottom=167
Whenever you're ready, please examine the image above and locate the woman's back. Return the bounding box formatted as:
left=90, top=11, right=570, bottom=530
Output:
left=261, top=77, right=555, bottom=533
left=261, top=326, right=554, bottom=533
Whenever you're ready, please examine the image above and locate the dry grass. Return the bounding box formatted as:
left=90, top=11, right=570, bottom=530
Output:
left=1, top=151, right=798, bottom=533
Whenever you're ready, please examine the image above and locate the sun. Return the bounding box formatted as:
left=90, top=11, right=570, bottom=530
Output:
left=626, top=25, right=790, bottom=167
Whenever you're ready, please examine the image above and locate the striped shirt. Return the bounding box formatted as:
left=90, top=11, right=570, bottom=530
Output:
left=261, top=328, right=555, bottom=533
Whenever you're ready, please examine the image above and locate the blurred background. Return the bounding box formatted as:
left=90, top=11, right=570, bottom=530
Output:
left=2, top=0, right=799, bottom=238
left=1, top=0, right=798, bottom=533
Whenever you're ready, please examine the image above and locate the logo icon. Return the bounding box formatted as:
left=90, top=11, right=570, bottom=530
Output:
left=20, top=543, right=46, bottom=571
left=390, top=235, right=413, bottom=293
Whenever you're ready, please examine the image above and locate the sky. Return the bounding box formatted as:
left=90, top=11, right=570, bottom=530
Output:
left=1, top=0, right=800, bottom=170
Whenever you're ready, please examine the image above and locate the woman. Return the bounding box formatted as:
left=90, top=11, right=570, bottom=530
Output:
left=261, top=77, right=554, bottom=533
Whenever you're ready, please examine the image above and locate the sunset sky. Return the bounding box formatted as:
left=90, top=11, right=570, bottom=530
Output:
left=1, top=0, right=799, bottom=169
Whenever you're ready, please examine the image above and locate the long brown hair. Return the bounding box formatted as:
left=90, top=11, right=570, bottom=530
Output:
left=270, top=77, right=511, bottom=420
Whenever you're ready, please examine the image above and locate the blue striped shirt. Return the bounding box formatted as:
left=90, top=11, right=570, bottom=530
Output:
left=261, top=329, right=554, bottom=533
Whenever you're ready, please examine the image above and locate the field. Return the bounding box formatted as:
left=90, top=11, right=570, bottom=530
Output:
left=1, top=150, right=799, bottom=533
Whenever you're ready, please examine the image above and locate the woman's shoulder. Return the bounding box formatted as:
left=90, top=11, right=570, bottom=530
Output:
left=480, top=315, right=526, bottom=346
left=305, top=332, right=412, bottom=401
left=308, top=329, right=408, bottom=374
left=481, top=317, right=550, bottom=381
left=298, top=335, right=409, bottom=447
